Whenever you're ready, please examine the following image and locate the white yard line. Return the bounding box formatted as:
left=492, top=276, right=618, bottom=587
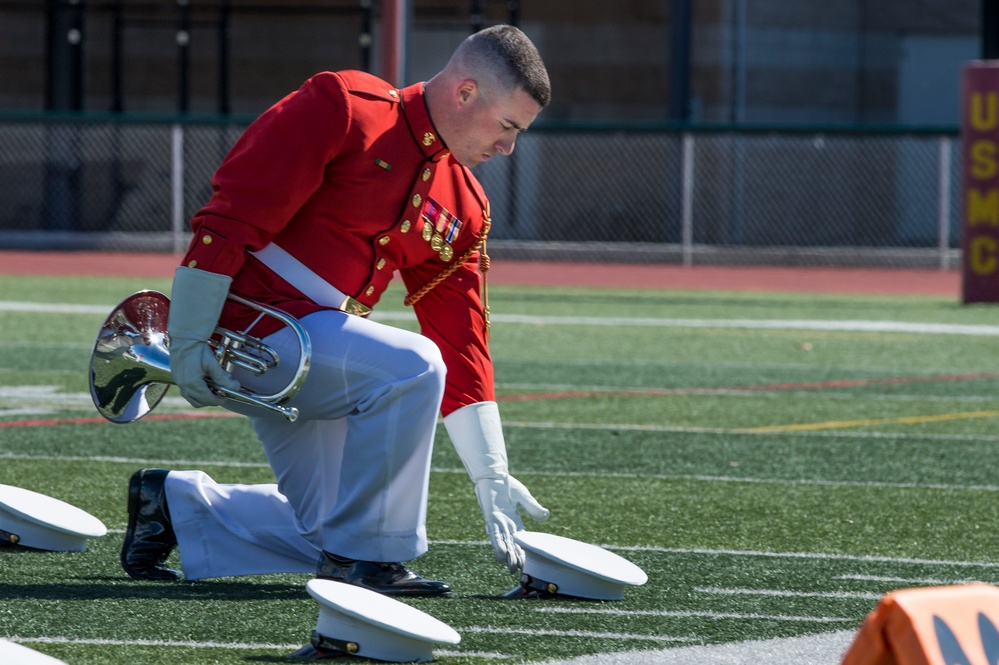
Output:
left=6, top=450, right=999, bottom=496
left=4, top=300, right=999, bottom=336
left=430, top=539, right=999, bottom=570
left=696, top=586, right=883, bottom=600
left=6, top=450, right=999, bottom=497
left=539, top=630, right=858, bottom=665
left=536, top=606, right=852, bottom=623
left=8, top=636, right=507, bottom=660
left=459, top=626, right=694, bottom=643
left=834, top=573, right=976, bottom=585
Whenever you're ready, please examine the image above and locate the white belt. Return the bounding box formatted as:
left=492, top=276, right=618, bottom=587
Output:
left=249, top=243, right=371, bottom=317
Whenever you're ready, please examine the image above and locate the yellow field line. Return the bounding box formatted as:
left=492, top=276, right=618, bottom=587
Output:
left=741, top=410, right=999, bottom=433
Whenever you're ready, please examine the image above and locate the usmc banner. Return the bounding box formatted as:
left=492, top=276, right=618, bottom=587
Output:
left=962, top=61, right=999, bottom=303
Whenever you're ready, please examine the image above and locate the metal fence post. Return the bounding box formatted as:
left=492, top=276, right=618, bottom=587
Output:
left=937, top=135, right=953, bottom=270
left=681, top=132, right=695, bottom=265
left=171, top=123, right=185, bottom=254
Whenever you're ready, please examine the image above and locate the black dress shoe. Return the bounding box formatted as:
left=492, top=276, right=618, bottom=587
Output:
left=317, top=551, right=451, bottom=597
left=120, top=468, right=180, bottom=581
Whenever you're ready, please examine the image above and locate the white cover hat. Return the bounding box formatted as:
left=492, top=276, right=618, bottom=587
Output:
left=303, top=579, right=460, bottom=662
left=505, top=531, right=648, bottom=600
left=0, top=484, right=107, bottom=552
left=0, top=639, right=68, bottom=664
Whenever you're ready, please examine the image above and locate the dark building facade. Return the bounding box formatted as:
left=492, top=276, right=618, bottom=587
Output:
left=0, top=0, right=985, bottom=126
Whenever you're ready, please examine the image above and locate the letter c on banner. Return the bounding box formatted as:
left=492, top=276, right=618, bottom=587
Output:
left=971, top=235, right=999, bottom=275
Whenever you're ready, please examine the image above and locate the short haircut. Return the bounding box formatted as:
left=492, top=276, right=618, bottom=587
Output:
left=453, top=25, right=551, bottom=108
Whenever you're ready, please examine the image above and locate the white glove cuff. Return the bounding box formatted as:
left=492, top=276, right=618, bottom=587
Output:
left=168, top=266, right=233, bottom=343
left=443, top=401, right=509, bottom=482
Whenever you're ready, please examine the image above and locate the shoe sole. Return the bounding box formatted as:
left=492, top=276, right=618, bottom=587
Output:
left=119, top=469, right=146, bottom=580
left=120, top=470, right=179, bottom=582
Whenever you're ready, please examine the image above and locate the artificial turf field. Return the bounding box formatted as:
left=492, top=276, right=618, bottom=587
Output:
left=2, top=265, right=999, bottom=663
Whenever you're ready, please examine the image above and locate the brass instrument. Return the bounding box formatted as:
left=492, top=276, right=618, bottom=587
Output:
left=89, top=290, right=311, bottom=423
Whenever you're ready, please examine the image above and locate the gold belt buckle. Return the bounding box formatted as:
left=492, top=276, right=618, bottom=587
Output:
left=341, top=297, right=372, bottom=318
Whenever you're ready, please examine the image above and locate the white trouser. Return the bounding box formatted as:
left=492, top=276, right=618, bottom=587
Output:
left=164, top=309, right=446, bottom=580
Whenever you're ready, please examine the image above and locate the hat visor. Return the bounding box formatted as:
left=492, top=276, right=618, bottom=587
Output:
left=501, top=584, right=556, bottom=600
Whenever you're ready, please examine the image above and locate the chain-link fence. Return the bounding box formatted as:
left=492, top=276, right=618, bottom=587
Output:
left=0, top=114, right=961, bottom=268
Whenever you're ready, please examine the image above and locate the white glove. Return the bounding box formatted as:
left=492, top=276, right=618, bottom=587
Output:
left=167, top=266, right=241, bottom=408
left=444, top=401, right=549, bottom=572
left=474, top=476, right=549, bottom=571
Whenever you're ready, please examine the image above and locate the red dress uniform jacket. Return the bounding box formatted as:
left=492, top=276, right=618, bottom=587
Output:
left=179, top=70, right=494, bottom=416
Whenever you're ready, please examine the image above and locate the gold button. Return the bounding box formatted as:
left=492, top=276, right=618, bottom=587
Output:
left=378, top=236, right=390, bottom=246
left=202, top=235, right=212, bottom=245
left=423, top=132, right=435, bottom=146
left=411, top=194, right=422, bottom=208
left=376, top=258, right=386, bottom=270
left=422, top=168, right=431, bottom=182
left=400, top=220, right=411, bottom=233
left=365, top=285, right=375, bottom=296
left=187, top=260, right=198, bottom=268
left=388, top=89, right=398, bottom=98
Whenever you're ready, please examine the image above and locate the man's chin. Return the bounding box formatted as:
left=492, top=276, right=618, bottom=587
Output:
left=452, top=153, right=493, bottom=168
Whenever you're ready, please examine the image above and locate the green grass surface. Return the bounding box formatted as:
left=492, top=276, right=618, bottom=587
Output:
left=2, top=273, right=999, bottom=663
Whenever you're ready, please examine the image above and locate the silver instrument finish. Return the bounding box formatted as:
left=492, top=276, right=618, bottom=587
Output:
left=89, top=290, right=311, bottom=423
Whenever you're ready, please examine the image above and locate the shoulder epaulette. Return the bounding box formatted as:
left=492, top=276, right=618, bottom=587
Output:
left=337, top=70, right=399, bottom=103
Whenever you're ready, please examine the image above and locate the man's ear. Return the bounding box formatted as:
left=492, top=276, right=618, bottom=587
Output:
left=457, top=79, right=478, bottom=106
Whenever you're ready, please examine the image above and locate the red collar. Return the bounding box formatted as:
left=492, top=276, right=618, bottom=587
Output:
left=399, top=82, right=451, bottom=162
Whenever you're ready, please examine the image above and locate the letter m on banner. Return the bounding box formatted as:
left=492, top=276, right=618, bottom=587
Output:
left=962, top=62, right=999, bottom=303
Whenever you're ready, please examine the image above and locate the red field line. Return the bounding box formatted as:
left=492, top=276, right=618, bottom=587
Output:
left=0, top=412, right=237, bottom=428
left=2, top=372, right=994, bottom=429
left=497, top=372, right=999, bottom=402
